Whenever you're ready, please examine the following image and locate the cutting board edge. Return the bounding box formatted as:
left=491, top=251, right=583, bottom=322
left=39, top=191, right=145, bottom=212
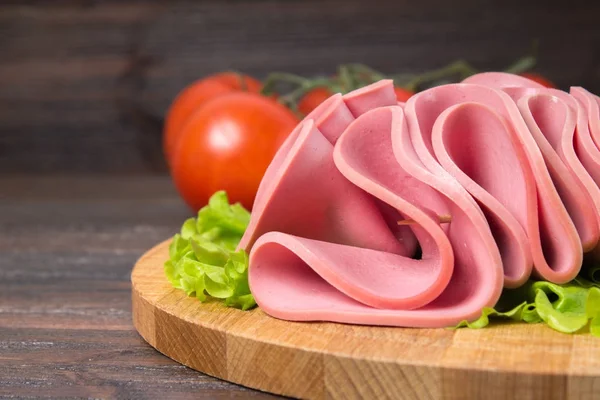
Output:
left=131, top=240, right=600, bottom=400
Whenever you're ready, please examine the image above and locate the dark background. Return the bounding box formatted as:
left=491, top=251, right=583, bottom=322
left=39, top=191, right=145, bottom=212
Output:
left=1, top=0, right=599, bottom=175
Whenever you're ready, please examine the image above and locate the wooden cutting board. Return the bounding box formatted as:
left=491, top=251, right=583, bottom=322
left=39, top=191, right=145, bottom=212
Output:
left=132, top=240, right=600, bottom=400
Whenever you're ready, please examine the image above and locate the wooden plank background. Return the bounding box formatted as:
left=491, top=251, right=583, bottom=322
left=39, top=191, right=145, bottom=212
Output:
left=1, top=0, right=599, bottom=175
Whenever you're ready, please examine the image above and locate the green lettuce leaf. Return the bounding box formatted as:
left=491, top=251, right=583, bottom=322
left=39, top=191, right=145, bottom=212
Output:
left=533, top=284, right=588, bottom=333
left=164, top=191, right=256, bottom=310
left=455, top=302, right=538, bottom=329
left=455, top=278, right=600, bottom=336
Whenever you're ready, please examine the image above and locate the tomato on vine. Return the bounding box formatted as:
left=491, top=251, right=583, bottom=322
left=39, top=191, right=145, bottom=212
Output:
left=170, top=92, right=299, bottom=211
left=394, top=87, right=414, bottom=102
left=164, top=72, right=262, bottom=163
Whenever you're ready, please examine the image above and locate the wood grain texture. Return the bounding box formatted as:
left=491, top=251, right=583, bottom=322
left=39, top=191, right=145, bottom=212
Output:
left=1, top=0, right=599, bottom=174
left=133, top=240, right=600, bottom=400
left=0, top=176, right=279, bottom=399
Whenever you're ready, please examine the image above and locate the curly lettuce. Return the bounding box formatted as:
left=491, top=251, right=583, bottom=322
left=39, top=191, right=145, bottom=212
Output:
left=164, top=191, right=255, bottom=310
left=456, top=277, right=600, bottom=336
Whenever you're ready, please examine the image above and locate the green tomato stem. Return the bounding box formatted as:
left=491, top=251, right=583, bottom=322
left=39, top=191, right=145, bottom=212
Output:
left=261, top=54, right=536, bottom=112
left=402, top=60, right=478, bottom=92
left=504, top=55, right=537, bottom=74
left=261, top=72, right=308, bottom=96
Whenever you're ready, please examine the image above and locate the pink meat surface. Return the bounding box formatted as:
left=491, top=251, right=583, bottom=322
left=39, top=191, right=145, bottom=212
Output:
left=466, top=73, right=599, bottom=254
left=241, top=75, right=599, bottom=328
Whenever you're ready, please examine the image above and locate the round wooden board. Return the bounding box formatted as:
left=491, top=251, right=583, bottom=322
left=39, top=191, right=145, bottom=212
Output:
left=132, top=240, right=600, bottom=400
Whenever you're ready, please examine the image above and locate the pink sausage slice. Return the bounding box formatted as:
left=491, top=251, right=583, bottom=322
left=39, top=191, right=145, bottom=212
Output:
left=465, top=72, right=599, bottom=252
left=405, top=83, right=581, bottom=283
left=249, top=105, right=502, bottom=326
left=245, top=77, right=597, bottom=328
left=251, top=108, right=455, bottom=311
left=572, top=87, right=600, bottom=150
left=463, top=71, right=545, bottom=90
left=517, top=93, right=600, bottom=251
left=464, top=72, right=600, bottom=252
left=431, top=102, right=533, bottom=287
left=239, top=81, right=403, bottom=252
left=238, top=120, right=406, bottom=256
left=571, top=87, right=600, bottom=189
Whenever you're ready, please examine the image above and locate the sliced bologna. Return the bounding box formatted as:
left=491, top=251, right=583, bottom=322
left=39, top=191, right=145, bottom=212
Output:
left=570, top=87, right=600, bottom=189
left=243, top=76, right=596, bottom=328
left=249, top=105, right=503, bottom=326
left=456, top=74, right=583, bottom=282
left=465, top=72, right=599, bottom=254
left=430, top=102, right=533, bottom=287
left=244, top=81, right=503, bottom=327
left=238, top=83, right=406, bottom=255
left=465, top=72, right=600, bottom=252
left=517, top=92, right=600, bottom=251
left=462, top=71, right=545, bottom=90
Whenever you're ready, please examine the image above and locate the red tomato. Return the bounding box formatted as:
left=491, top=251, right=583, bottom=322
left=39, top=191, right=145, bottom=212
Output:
left=164, top=72, right=262, bottom=163
left=394, top=87, right=414, bottom=102
left=519, top=73, right=556, bottom=88
left=210, top=73, right=262, bottom=91
left=298, top=87, right=333, bottom=115
left=170, top=92, right=299, bottom=211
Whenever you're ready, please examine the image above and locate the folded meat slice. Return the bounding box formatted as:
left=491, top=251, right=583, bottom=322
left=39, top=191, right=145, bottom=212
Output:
left=462, top=71, right=545, bottom=90
left=572, top=87, right=600, bottom=149
left=465, top=72, right=600, bottom=253
left=238, top=120, right=406, bottom=256
left=239, top=81, right=404, bottom=253
left=343, top=79, right=398, bottom=117
left=571, top=87, right=600, bottom=189
left=245, top=77, right=593, bottom=329
left=405, top=83, right=581, bottom=283
left=249, top=105, right=502, bottom=326
left=430, top=102, right=533, bottom=287
left=568, top=87, right=600, bottom=260
left=245, top=94, right=354, bottom=226
left=251, top=131, right=453, bottom=311
left=247, top=119, right=452, bottom=310
left=517, top=92, right=600, bottom=251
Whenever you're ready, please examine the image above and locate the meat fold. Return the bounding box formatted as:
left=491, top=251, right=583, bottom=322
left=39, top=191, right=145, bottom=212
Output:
left=241, top=75, right=598, bottom=327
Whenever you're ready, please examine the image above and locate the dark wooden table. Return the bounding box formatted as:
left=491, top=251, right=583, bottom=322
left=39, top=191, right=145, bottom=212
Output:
left=0, top=176, right=279, bottom=399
